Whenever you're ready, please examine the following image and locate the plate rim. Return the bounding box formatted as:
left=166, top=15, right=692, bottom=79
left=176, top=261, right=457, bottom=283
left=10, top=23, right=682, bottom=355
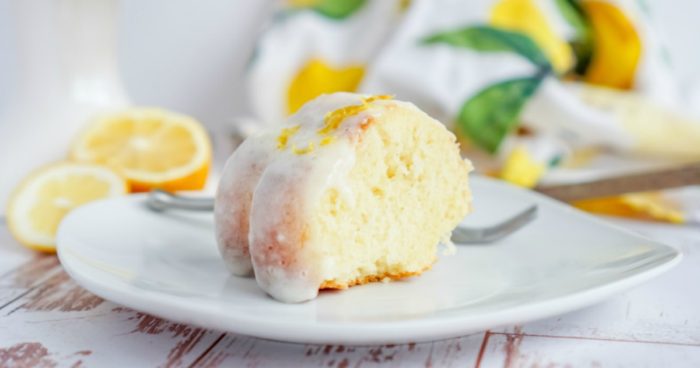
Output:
left=56, top=176, right=683, bottom=345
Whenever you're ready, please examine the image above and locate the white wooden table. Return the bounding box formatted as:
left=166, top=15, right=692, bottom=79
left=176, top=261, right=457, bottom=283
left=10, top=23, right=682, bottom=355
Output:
left=0, top=217, right=698, bottom=367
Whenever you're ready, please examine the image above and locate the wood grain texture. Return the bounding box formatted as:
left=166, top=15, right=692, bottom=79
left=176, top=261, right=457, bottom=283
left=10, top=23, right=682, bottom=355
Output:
left=480, top=332, right=700, bottom=367
left=0, top=254, right=60, bottom=312
left=0, top=225, right=35, bottom=276
left=0, top=251, right=221, bottom=367
left=190, top=334, right=483, bottom=367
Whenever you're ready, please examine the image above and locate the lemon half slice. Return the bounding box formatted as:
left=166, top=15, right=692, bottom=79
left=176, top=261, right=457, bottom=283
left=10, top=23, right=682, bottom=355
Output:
left=7, top=163, right=128, bottom=252
left=70, top=108, right=212, bottom=192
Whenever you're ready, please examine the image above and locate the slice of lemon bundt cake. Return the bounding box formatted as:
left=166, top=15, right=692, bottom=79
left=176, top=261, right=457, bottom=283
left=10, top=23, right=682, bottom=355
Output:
left=215, top=92, right=472, bottom=303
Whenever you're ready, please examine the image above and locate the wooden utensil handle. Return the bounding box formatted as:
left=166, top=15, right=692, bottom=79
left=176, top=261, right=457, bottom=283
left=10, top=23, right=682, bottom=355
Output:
left=535, top=163, right=700, bottom=202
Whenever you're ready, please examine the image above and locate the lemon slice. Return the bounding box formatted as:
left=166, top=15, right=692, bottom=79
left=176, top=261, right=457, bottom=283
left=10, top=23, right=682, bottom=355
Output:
left=70, top=108, right=212, bottom=192
left=7, top=163, right=128, bottom=252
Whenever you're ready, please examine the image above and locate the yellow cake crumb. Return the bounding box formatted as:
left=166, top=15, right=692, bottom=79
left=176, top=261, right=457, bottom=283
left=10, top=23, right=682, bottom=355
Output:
left=311, top=101, right=471, bottom=289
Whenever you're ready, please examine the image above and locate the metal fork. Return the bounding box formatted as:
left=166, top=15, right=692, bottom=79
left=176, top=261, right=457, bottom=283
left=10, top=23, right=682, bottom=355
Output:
left=146, top=189, right=537, bottom=244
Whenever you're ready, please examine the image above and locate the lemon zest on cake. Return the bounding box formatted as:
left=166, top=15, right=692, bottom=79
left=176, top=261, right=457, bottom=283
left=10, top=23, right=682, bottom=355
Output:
left=292, top=142, right=315, bottom=155
left=280, top=95, right=393, bottom=156
left=319, top=105, right=366, bottom=135
left=276, top=124, right=301, bottom=150
left=318, top=95, right=392, bottom=136
left=320, top=136, right=336, bottom=146
left=364, top=95, right=393, bottom=103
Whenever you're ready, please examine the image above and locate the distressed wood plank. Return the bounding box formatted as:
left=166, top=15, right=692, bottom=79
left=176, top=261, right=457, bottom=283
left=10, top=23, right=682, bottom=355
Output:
left=0, top=266, right=222, bottom=368
left=0, top=224, right=35, bottom=275
left=191, top=334, right=483, bottom=367
left=479, top=331, right=700, bottom=368
left=0, top=255, right=61, bottom=309
left=0, top=223, right=62, bottom=308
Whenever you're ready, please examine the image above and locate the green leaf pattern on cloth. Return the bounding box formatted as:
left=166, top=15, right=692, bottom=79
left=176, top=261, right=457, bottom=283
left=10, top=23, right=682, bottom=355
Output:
left=423, top=25, right=552, bottom=70
left=424, top=25, right=552, bottom=152
left=554, top=0, right=594, bottom=75
left=314, top=0, right=367, bottom=19
left=457, top=75, right=544, bottom=153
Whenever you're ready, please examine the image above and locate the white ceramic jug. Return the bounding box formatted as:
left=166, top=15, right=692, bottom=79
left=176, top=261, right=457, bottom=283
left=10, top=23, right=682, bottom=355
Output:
left=0, top=0, right=130, bottom=212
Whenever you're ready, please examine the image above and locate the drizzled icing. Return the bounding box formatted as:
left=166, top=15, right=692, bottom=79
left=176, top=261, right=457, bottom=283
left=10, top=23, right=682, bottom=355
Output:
left=217, top=92, right=401, bottom=303
left=275, top=94, right=393, bottom=156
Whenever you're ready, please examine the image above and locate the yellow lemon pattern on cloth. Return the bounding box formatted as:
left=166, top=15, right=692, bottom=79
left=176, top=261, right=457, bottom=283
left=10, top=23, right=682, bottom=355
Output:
left=248, top=0, right=697, bottom=224
left=499, top=145, right=547, bottom=188
left=575, top=84, right=700, bottom=158
left=287, top=0, right=318, bottom=7
left=574, top=193, right=685, bottom=224
left=490, top=0, right=574, bottom=73
left=582, top=0, right=641, bottom=89
left=287, top=58, right=365, bottom=115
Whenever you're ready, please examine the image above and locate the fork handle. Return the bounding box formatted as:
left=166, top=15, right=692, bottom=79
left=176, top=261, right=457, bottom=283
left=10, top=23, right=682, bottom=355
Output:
left=535, top=163, right=700, bottom=202
left=147, top=189, right=215, bottom=211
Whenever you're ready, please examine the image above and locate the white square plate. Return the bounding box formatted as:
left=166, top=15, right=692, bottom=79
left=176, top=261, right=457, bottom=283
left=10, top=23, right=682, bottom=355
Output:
left=56, top=176, right=681, bottom=344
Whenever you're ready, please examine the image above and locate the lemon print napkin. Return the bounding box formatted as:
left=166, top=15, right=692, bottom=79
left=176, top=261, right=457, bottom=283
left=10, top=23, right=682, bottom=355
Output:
left=247, top=0, right=404, bottom=124
left=245, top=0, right=700, bottom=224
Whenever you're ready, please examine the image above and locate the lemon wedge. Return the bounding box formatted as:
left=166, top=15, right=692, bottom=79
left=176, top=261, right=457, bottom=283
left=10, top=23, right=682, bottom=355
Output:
left=7, top=163, right=128, bottom=252
left=70, top=108, right=212, bottom=192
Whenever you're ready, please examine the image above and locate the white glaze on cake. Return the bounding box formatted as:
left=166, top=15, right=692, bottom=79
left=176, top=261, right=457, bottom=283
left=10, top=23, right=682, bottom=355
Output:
left=214, top=133, right=275, bottom=276
left=215, top=93, right=404, bottom=302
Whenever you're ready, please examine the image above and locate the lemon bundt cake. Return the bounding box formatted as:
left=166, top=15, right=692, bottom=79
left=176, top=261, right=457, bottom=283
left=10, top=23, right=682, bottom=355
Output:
left=215, top=93, right=472, bottom=303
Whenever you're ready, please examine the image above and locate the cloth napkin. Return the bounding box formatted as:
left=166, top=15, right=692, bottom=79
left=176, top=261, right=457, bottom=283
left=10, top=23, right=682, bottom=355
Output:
left=245, top=0, right=700, bottom=223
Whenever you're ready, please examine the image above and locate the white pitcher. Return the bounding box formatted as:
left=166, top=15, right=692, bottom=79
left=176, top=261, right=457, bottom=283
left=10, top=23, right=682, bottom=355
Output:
left=0, top=0, right=130, bottom=212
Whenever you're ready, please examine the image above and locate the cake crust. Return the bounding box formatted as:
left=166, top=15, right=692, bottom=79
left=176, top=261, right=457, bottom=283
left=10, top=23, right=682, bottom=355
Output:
left=319, top=264, right=434, bottom=290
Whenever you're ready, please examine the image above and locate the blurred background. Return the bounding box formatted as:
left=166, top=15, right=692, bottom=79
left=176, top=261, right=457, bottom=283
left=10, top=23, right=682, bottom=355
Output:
left=1, top=0, right=700, bottom=252
left=0, top=1, right=267, bottom=131
left=2, top=1, right=700, bottom=131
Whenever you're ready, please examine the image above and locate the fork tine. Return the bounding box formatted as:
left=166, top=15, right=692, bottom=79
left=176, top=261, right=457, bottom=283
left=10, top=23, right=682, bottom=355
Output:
left=451, top=205, right=538, bottom=244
